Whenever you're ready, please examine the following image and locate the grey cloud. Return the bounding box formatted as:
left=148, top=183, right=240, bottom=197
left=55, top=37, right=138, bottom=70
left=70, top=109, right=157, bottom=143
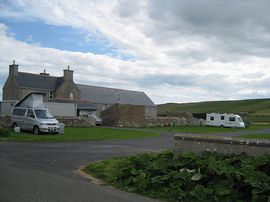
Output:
left=136, top=72, right=270, bottom=101
left=165, top=48, right=209, bottom=62
left=137, top=74, right=195, bottom=87
left=136, top=73, right=232, bottom=92
left=115, top=0, right=144, bottom=18
left=141, top=0, right=270, bottom=59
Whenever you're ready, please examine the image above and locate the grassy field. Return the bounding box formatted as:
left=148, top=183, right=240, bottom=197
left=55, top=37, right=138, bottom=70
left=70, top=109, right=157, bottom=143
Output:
left=158, top=98, right=270, bottom=114
left=0, top=127, right=159, bottom=142
left=158, top=98, right=270, bottom=123
left=142, top=125, right=270, bottom=133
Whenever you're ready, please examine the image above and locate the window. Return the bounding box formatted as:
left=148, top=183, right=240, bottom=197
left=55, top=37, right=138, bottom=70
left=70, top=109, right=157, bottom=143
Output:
left=210, top=116, right=214, bottom=121
left=34, top=109, right=54, bottom=119
left=221, top=116, right=225, bottom=120
left=70, top=92, right=74, bottom=100
left=229, top=117, right=235, bottom=122
left=12, top=108, right=26, bottom=116
left=238, top=117, right=243, bottom=122
left=48, top=91, right=53, bottom=100
left=27, top=109, right=35, bottom=118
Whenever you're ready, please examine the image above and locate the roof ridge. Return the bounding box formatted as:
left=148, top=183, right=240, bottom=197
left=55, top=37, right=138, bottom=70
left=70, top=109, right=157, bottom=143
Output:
left=76, top=83, right=144, bottom=94
left=18, top=71, right=62, bottom=79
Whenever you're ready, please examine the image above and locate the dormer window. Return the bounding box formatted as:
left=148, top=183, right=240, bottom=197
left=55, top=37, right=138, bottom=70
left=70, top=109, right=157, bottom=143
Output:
left=70, top=92, right=74, bottom=100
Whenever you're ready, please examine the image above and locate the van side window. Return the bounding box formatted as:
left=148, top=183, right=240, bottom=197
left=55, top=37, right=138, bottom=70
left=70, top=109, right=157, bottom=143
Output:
left=27, top=109, right=35, bottom=118
left=229, top=117, right=235, bottom=122
left=210, top=116, right=214, bottom=121
left=12, top=108, right=26, bottom=116
left=221, top=116, right=224, bottom=120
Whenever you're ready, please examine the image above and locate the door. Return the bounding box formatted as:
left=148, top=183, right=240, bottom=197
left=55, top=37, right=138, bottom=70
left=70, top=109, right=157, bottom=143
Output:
left=24, top=109, right=36, bottom=131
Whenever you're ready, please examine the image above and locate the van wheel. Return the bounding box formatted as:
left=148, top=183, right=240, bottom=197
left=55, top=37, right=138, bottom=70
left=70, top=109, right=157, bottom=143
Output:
left=220, top=125, right=224, bottom=128
left=12, top=122, right=18, bottom=129
left=33, top=126, right=39, bottom=135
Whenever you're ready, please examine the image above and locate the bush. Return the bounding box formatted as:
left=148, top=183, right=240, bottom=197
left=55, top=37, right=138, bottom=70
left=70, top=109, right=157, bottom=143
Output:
left=86, top=151, right=270, bottom=201
left=0, top=127, right=11, bottom=137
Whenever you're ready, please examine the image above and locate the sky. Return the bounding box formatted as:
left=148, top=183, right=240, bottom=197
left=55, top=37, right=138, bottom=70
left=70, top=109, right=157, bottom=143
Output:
left=1, top=0, right=270, bottom=104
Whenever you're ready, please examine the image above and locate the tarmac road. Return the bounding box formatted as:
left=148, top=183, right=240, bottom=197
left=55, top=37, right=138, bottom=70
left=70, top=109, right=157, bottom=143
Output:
left=1, top=127, right=269, bottom=202
left=0, top=133, right=174, bottom=202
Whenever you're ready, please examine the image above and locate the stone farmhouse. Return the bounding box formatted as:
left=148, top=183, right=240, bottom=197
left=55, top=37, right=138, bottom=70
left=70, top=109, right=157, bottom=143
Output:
left=2, top=61, right=157, bottom=118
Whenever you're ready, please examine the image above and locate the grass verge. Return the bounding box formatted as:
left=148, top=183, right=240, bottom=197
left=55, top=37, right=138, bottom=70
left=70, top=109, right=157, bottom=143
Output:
left=237, top=134, right=270, bottom=139
left=84, top=151, right=270, bottom=201
left=0, top=127, right=159, bottom=142
left=141, top=125, right=270, bottom=133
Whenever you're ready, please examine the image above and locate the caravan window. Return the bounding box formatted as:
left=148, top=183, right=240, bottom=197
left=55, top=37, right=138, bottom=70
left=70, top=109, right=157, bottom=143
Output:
left=238, top=117, right=243, bottom=122
left=220, top=116, right=225, bottom=120
left=229, top=117, right=235, bottom=122
left=210, top=116, right=214, bottom=121
left=12, top=108, right=26, bottom=116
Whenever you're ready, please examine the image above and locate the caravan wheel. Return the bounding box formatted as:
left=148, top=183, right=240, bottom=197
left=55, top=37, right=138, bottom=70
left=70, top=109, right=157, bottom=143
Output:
left=220, top=125, right=224, bottom=128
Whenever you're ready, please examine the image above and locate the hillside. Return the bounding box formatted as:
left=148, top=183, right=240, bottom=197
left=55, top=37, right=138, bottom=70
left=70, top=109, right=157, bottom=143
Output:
left=158, top=98, right=270, bottom=123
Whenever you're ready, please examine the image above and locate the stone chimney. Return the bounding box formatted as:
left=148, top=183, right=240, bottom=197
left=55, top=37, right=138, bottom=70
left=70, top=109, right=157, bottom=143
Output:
left=63, top=65, right=73, bottom=81
left=40, top=69, right=50, bottom=76
left=9, top=60, right=18, bottom=77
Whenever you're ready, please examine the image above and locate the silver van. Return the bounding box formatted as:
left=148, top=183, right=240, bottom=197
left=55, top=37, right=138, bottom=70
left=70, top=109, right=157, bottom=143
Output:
left=11, top=107, right=60, bottom=134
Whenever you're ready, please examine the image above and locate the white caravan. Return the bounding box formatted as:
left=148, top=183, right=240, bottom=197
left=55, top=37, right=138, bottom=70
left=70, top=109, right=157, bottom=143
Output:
left=206, top=113, right=245, bottom=128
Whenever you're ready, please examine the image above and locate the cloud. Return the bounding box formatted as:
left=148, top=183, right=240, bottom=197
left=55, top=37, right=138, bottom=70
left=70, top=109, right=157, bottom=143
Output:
left=0, top=1, right=270, bottom=104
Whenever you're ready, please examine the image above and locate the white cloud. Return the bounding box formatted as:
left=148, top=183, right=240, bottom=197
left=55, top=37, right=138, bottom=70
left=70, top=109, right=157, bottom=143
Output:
left=1, top=1, right=270, bottom=103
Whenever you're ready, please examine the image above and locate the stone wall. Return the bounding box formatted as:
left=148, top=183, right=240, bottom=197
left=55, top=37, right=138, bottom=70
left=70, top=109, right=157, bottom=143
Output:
left=175, top=133, right=270, bottom=157
left=145, top=106, right=157, bottom=118
left=101, top=104, right=145, bottom=127
left=144, top=117, right=204, bottom=127
left=0, top=116, right=11, bottom=128
left=100, top=104, right=205, bottom=127
left=56, top=117, right=95, bottom=127
left=0, top=116, right=95, bottom=128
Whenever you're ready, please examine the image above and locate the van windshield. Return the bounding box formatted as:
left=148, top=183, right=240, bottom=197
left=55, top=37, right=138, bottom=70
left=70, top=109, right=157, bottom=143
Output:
left=34, top=109, right=54, bottom=119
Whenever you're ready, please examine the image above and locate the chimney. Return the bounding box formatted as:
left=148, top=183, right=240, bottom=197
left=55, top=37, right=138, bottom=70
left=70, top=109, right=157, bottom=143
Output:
left=63, top=65, right=73, bottom=81
left=40, top=69, right=50, bottom=76
left=9, top=60, right=18, bottom=77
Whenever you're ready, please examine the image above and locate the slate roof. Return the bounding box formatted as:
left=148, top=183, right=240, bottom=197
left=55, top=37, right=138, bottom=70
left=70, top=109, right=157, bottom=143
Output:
left=14, top=72, right=156, bottom=107
left=15, top=72, right=63, bottom=91
left=77, top=84, right=156, bottom=107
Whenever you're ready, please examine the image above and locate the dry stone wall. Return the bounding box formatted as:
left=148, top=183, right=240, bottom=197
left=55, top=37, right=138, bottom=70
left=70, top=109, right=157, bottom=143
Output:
left=0, top=116, right=11, bottom=128
left=175, top=133, right=270, bottom=157
left=56, top=117, right=95, bottom=127
left=101, top=104, right=145, bottom=127
left=0, top=116, right=95, bottom=128
left=101, top=104, right=205, bottom=127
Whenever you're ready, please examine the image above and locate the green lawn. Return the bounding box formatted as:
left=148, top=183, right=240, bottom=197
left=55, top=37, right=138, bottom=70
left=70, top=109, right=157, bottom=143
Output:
left=0, top=127, right=159, bottom=142
left=141, top=125, right=270, bottom=133
left=237, top=134, right=270, bottom=139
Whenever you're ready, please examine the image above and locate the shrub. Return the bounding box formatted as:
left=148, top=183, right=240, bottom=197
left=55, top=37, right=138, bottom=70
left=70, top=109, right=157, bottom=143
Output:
left=0, top=127, right=11, bottom=137
left=86, top=151, right=270, bottom=201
